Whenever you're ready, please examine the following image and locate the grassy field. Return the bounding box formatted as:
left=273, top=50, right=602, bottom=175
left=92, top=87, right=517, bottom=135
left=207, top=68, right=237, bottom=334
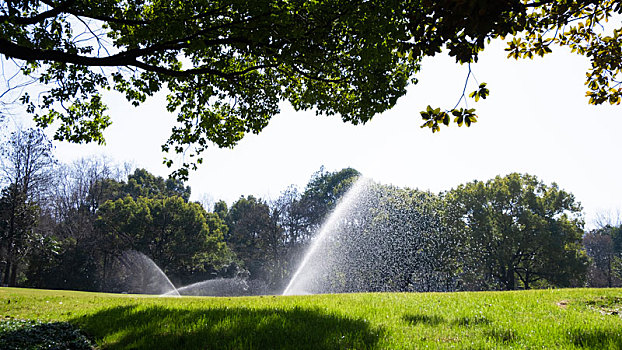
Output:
left=1, top=287, right=621, bottom=349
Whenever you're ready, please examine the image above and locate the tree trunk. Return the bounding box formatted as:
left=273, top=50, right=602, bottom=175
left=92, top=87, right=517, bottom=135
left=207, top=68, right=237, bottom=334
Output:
left=506, top=267, right=515, bottom=290
left=9, top=263, right=17, bottom=286
left=607, top=255, right=612, bottom=288
left=101, top=254, right=108, bottom=292
left=2, top=262, right=10, bottom=286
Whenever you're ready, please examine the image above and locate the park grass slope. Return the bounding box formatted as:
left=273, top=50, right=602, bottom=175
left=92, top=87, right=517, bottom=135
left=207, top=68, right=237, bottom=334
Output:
left=1, top=287, right=621, bottom=349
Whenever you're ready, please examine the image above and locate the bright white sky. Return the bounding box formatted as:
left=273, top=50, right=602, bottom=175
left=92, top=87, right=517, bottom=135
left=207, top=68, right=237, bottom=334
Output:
left=17, top=39, right=622, bottom=229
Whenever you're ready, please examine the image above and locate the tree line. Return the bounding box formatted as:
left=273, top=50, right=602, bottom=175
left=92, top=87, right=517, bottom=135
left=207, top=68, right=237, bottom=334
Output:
left=1, top=128, right=620, bottom=293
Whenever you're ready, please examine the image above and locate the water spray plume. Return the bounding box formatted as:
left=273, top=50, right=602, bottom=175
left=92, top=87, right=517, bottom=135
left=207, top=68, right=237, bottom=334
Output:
left=283, top=177, right=372, bottom=295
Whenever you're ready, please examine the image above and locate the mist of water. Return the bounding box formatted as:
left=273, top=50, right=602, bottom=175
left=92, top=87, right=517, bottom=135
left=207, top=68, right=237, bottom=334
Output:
left=114, top=251, right=268, bottom=296
left=112, top=176, right=455, bottom=297
left=282, top=177, right=457, bottom=295
left=113, top=250, right=180, bottom=296
left=283, top=178, right=372, bottom=295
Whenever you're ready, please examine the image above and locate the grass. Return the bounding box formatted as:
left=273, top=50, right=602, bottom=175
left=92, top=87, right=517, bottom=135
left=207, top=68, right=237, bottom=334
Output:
left=1, top=287, right=622, bottom=349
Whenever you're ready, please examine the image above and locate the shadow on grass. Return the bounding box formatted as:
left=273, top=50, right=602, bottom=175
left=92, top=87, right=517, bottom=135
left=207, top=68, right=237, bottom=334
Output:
left=403, top=314, right=491, bottom=327
left=403, top=313, right=519, bottom=347
left=485, top=328, right=518, bottom=344
left=71, top=305, right=382, bottom=350
left=403, top=314, right=445, bottom=326
left=454, top=315, right=491, bottom=327
left=568, top=328, right=622, bottom=349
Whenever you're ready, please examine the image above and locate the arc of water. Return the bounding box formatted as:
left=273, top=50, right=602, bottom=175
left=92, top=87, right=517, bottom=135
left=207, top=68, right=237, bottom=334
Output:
left=124, top=251, right=180, bottom=296
left=161, top=277, right=249, bottom=296
left=162, top=280, right=208, bottom=296
left=282, top=178, right=370, bottom=295
left=159, top=276, right=180, bottom=296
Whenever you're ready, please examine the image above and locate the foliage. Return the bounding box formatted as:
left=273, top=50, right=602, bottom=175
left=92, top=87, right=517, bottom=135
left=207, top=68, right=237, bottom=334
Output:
left=0, top=319, right=94, bottom=350
left=0, top=185, right=40, bottom=286
left=0, top=0, right=418, bottom=177
left=6, top=2, right=621, bottom=176
left=3, top=287, right=622, bottom=349
left=584, top=225, right=622, bottom=287
left=122, top=168, right=191, bottom=202
left=225, top=195, right=283, bottom=285
left=0, top=162, right=607, bottom=295
left=310, top=182, right=457, bottom=293
left=22, top=157, right=126, bottom=291
left=418, top=0, right=622, bottom=131
left=79, top=168, right=191, bottom=203
left=215, top=167, right=363, bottom=290
left=445, top=173, right=588, bottom=290
left=0, top=128, right=55, bottom=286
left=298, top=167, right=360, bottom=230
left=22, top=165, right=227, bottom=291
left=95, top=195, right=230, bottom=281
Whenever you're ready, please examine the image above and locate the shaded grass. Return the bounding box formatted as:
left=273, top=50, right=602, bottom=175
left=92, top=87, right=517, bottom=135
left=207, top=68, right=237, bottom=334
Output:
left=1, top=287, right=622, bottom=349
left=73, top=305, right=380, bottom=349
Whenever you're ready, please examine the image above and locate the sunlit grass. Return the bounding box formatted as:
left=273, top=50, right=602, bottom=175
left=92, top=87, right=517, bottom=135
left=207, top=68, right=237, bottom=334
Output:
left=1, top=287, right=622, bottom=349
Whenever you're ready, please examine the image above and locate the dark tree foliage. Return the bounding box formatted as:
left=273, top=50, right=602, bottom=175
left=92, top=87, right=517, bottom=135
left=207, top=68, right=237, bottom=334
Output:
left=95, top=195, right=230, bottom=287
left=122, top=168, right=191, bottom=201
left=0, top=0, right=417, bottom=177
left=23, top=157, right=124, bottom=290
left=272, top=185, right=307, bottom=275
left=298, top=167, right=361, bottom=232
left=24, top=166, right=226, bottom=291
left=0, top=128, right=54, bottom=286
left=225, top=195, right=283, bottom=285
left=3, top=1, right=619, bottom=176
left=9, top=164, right=601, bottom=293
left=584, top=225, right=622, bottom=287
left=317, top=184, right=456, bottom=293
left=445, top=173, right=588, bottom=290
left=213, top=200, right=228, bottom=221
left=0, top=185, right=39, bottom=286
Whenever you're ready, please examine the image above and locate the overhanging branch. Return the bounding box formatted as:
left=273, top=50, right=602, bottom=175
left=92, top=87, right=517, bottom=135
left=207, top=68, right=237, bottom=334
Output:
left=0, top=0, right=75, bottom=25
left=0, top=37, right=282, bottom=81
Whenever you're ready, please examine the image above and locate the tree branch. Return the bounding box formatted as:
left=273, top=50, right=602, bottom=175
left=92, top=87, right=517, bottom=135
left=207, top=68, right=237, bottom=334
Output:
left=38, top=0, right=149, bottom=26
left=0, top=0, right=75, bottom=25
left=523, top=0, right=556, bottom=8
left=291, top=65, right=344, bottom=83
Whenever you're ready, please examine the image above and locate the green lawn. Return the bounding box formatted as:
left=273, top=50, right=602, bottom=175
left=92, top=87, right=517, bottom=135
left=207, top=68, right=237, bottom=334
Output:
left=1, top=287, right=621, bottom=349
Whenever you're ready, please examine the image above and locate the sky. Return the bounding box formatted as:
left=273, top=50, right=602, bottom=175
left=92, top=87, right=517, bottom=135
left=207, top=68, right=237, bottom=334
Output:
left=12, top=39, right=622, bottom=229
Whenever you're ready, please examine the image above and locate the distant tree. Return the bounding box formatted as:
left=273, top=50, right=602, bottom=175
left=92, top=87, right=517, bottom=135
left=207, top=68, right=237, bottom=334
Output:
left=213, top=200, right=229, bottom=222
left=122, top=168, right=191, bottom=201
left=273, top=185, right=306, bottom=246
left=299, top=167, right=361, bottom=232
left=0, top=185, right=39, bottom=286
left=332, top=184, right=454, bottom=293
left=584, top=225, right=622, bottom=287
left=225, top=195, right=284, bottom=286
left=74, top=168, right=191, bottom=204
left=269, top=168, right=361, bottom=287
left=281, top=180, right=457, bottom=294
left=445, top=173, right=588, bottom=290
left=0, top=128, right=55, bottom=201
left=52, top=157, right=123, bottom=235
left=96, top=195, right=230, bottom=287
left=26, top=165, right=209, bottom=290
left=23, top=157, right=129, bottom=290
left=0, top=128, right=54, bottom=286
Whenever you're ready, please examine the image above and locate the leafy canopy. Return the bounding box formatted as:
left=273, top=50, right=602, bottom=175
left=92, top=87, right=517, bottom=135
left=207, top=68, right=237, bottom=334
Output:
left=1, top=1, right=621, bottom=177
left=444, top=173, right=588, bottom=290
